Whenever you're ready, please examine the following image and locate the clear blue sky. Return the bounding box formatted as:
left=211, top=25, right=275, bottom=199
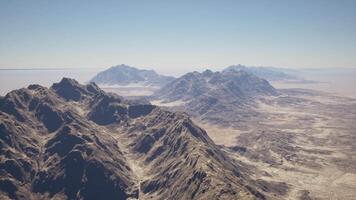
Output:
left=0, top=0, right=355, bottom=75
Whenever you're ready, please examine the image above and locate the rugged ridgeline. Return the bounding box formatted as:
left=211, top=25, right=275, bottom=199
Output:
left=152, top=70, right=277, bottom=126
left=90, top=64, right=175, bottom=87
left=0, top=78, right=283, bottom=200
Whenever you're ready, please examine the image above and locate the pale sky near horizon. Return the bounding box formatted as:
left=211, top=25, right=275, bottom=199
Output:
left=0, top=0, right=355, bottom=75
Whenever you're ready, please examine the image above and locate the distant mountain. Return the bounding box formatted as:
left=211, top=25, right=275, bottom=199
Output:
left=0, top=78, right=282, bottom=199
left=154, top=69, right=277, bottom=102
left=224, top=64, right=299, bottom=81
left=152, top=70, right=277, bottom=125
left=90, top=64, right=175, bottom=87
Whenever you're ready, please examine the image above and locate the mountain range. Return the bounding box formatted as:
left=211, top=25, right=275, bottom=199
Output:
left=89, top=64, right=303, bottom=90
left=0, top=78, right=284, bottom=200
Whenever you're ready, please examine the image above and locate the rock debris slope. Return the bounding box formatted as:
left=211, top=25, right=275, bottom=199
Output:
left=0, top=78, right=280, bottom=200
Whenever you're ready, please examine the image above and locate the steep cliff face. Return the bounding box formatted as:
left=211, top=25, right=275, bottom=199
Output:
left=0, top=78, right=279, bottom=200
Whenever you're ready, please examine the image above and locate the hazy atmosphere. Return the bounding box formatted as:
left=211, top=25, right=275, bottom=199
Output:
left=1, top=0, right=356, bottom=75
left=1, top=1, right=356, bottom=200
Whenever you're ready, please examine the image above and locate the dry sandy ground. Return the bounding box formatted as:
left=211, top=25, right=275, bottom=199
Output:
left=196, top=90, right=356, bottom=200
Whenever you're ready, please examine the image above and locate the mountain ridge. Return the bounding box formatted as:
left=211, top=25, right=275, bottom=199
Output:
left=151, top=70, right=277, bottom=126
left=223, top=64, right=298, bottom=81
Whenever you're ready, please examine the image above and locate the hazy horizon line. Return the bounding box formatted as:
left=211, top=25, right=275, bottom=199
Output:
left=1, top=65, right=356, bottom=71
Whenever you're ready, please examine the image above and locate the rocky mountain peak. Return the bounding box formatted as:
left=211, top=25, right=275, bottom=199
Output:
left=154, top=70, right=277, bottom=102
left=90, top=64, right=175, bottom=87
left=225, top=64, right=246, bottom=72
left=152, top=70, right=278, bottom=125
left=201, top=69, right=214, bottom=77
left=51, top=77, right=102, bottom=101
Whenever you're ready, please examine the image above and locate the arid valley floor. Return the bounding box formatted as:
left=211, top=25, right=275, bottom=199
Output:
left=146, top=85, right=356, bottom=199
left=196, top=89, right=356, bottom=200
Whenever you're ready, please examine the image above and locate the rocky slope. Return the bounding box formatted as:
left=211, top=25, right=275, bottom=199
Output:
left=0, top=78, right=283, bottom=200
left=90, top=64, right=175, bottom=87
